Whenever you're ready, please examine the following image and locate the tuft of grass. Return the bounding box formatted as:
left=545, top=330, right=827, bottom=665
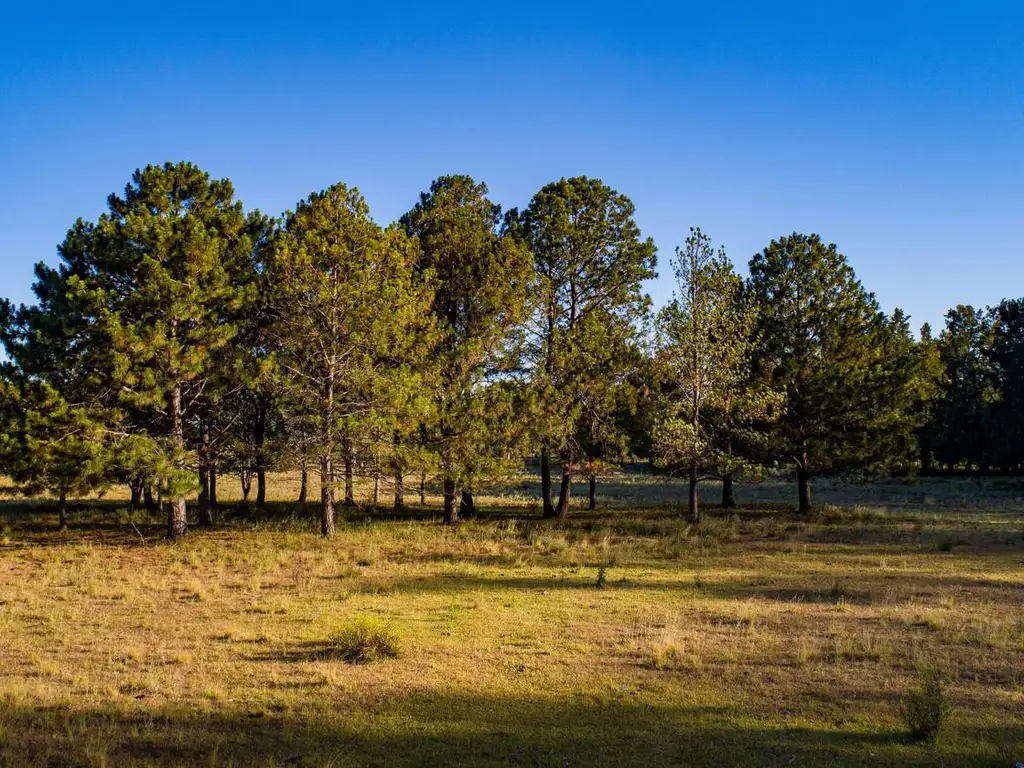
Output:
left=899, top=662, right=951, bottom=742
left=328, top=616, right=402, bottom=664
left=595, top=566, right=607, bottom=590
left=829, top=578, right=847, bottom=601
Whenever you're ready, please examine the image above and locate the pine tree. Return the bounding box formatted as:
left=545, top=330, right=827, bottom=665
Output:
left=988, top=298, right=1024, bottom=471
left=930, top=305, right=997, bottom=471
left=512, top=177, right=656, bottom=517
left=265, top=184, right=434, bottom=536
left=2, top=163, right=264, bottom=537
left=651, top=228, right=777, bottom=522
left=401, top=176, right=532, bottom=523
left=0, top=374, right=110, bottom=528
left=69, top=163, right=263, bottom=537
left=747, top=233, right=914, bottom=513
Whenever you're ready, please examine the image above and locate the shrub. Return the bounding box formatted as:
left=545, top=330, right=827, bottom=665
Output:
left=899, top=663, right=950, bottom=741
left=329, top=616, right=402, bottom=663
left=595, top=566, right=607, bottom=590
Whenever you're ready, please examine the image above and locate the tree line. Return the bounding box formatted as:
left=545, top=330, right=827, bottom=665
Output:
left=0, top=162, right=1020, bottom=537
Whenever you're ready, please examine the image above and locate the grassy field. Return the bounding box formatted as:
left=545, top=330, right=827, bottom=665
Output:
left=0, top=474, right=1022, bottom=766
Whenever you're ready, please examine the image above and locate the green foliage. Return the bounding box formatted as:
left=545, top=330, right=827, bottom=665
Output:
left=3, top=161, right=1023, bottom=541
left=401, top=176, right=533, bottom=521
left=5, top=162, right=268, bottom=536
left=512, top=177, right=656, bottom=515
left=747, top=233, right=931, bottom=511
left=0, top=377, right=110, bottom=512
left=328, top=616, right=403, bottom=663
left=651, top=228, right=779, bottom=519
left=899, top=662, right=951, bottom=742
left=264, top=184, right=435, bottom=535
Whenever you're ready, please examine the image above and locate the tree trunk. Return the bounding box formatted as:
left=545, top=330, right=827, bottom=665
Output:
left=460, top=490, right=475, bottom=518
left=394, top=467, right=405, bottom=512
left=144, top=485, right=156, bottom=515
left=688, top=461, right=699, bottom=523
left=555, top=467, right=571, bottom=518
left=167, top=386, right=188, bottom=540
left=298, top=464, right=308, bottom=504
left=588, top=475, right=597, bottom=510
left=209, top=465, right=218, bottom=511
left=541, top=446, right=555, bottom=517
left=419, top=472, right=426, bottom=505
left=721, top=472, right=735, bottom=508
left=240, top=471, right=251, bottom=501
left=129, top=479, right=143, bottom=511
left=443, top=478, right=457, bottom=524
left=57, top=492, right=68, bottom=531
left=343, top=438, right=355, bottom=507
left=197, top=418, right=213, bottom=526
left=372, top=472, right=379, bottom=506
left=256, top=469, right=267, bottom=506
left=797, top=465, right=812, bottom=514
left=320, top=454, right=335, bottom=536
left=255, top=407, right=267, bottom=506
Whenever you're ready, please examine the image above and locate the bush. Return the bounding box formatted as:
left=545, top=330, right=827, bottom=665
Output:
left=899, top=663, right=950, bottom=741
left=329, top=616, right=402, bottom=663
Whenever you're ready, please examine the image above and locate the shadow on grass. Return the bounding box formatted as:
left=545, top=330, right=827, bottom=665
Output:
left=1, top=692, right=1015, bottom=767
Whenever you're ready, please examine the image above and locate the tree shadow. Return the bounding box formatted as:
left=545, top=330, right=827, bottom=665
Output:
left=0, top=690, right=1017, bottom=767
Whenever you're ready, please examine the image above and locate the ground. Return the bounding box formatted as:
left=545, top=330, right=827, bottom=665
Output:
left=0, top=474, right=1022, bottom=767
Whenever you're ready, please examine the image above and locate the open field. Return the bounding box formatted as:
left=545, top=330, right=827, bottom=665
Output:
left=1, top=475, right=1022, bottom=766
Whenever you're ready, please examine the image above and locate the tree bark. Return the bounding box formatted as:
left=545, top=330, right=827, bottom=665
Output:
left=419, top=472, right=426, bottom=505
left=298, top=464, right=308, bottom=504
left=197, top=417, right=213, bottom=526
left=343, top=438, right=355, bottom=507
left=167, top=386, right=188, bottom=539
left=129, top=479, right=143, bottom=511
left=393, top=467, right=405, bottom=512
left=443, top=478, right=457, bottom=524
left=541, top=447, right=555, bottom=517
left=209, top=465, right=218, bottom=511
left=320, top=454, right=335, bottom=537
left=460, top=490, right=475, bottom=518
left=797, top=465, right=812, bottom=514
left=372, top=472, right=379, bottom=505
left=555, top=467, right=571, bottom=518
left=165, top=385, right=188, bottom=540
left=57, top=492, right=68, bottom=530
left=144, top=485, right=156, bottom=515
left=588, top=475, right=597, bottom=510
left=721, top=472, right=735, bottom=508
left=688, top=461, right=699, bottom=523
left=255, top=406, right=267, bottom=506
left=240, top=471, right=251, bottom=501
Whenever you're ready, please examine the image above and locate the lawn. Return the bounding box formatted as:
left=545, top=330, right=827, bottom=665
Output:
left=0, top=474, right=1022, bottom=766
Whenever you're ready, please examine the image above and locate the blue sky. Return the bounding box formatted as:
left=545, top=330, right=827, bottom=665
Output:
left=1, top=1, right=1021, bottom=331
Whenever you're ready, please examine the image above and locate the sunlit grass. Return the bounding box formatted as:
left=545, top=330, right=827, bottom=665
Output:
left=0, top=474, right=1021, bottom=765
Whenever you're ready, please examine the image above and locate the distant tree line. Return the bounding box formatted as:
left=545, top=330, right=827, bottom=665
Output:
left=1, top=162, right=1020, bottom=536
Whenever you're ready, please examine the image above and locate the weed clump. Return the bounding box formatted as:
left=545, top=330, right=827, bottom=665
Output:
left=899, top=662, right=951, bottom=742
left=595, top=566, right=607, bottom=590
left=329, top=616, right=402, bottom=663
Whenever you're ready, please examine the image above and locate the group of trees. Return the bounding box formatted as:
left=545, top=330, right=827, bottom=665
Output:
left=1, top=162, right=1021, bottom=537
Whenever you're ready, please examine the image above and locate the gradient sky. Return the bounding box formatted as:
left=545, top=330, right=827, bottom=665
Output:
left=2, top=1, right=1021, bottom=331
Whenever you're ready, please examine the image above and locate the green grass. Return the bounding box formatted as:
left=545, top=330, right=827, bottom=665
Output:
left=0, top=473, right=1022, bottom=766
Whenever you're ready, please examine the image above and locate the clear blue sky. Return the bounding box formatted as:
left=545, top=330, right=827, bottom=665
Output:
left=2, top=2, right=1021, bottom=331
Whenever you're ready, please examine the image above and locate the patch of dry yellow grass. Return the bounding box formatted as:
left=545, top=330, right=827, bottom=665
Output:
left=0, top=477, right=1022, bottom=766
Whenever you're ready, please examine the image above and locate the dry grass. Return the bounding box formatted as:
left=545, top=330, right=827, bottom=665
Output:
left=0, top=474, right=1022, bottom=766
